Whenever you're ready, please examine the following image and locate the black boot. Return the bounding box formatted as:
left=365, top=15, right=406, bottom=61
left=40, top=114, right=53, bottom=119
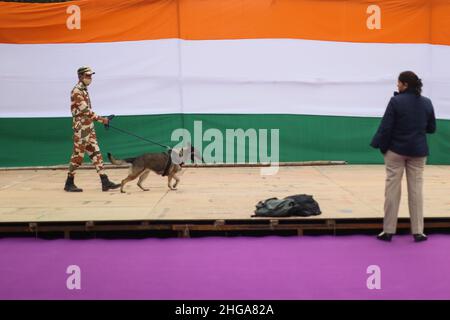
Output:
left=100, top=174, right=120, bottom=191
left=64, top=174, right=83, bottom=192
left=376, top=231, right=393, bottom=242
left=413, top=233, right=428, bottom=242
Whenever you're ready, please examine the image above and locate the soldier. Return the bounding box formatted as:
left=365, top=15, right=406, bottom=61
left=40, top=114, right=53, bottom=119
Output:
left=64, top=66, right=120, bottom=192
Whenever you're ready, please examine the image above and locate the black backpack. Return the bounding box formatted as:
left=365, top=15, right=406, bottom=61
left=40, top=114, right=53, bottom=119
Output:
left=252, top=194, right=321, bottom=217
left=285, top=194, right=321, bottom=217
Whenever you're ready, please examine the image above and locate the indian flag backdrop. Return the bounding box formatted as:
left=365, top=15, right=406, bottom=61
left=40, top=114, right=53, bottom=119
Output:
left=0, top=0, right=449, bottom=167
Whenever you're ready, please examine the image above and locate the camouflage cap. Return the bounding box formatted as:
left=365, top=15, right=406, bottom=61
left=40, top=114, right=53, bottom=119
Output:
left=77, top=66, right=95, bottom=75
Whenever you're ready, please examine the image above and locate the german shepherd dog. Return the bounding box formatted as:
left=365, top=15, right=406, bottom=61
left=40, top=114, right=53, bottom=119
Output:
left=107, top=145, right=202, bottom=193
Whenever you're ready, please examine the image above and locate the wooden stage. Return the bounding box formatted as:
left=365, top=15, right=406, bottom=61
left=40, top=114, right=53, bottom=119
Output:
left=1, top=164, right=449, bottom=237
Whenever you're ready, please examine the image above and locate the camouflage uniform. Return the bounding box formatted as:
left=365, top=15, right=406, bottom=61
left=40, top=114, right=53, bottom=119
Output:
left=68, top=81, right=106, bottom=175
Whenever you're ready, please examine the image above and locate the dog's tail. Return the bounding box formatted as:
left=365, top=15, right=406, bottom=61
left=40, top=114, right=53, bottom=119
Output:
left=107, top=152, right=135, bottom=165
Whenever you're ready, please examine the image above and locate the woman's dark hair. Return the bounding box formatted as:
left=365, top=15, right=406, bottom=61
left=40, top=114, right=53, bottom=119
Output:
left=398, top=71, right=423, bottom=96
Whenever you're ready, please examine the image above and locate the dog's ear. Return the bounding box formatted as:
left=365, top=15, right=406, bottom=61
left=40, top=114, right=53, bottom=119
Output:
left=189, top=146, right=204, bottom=163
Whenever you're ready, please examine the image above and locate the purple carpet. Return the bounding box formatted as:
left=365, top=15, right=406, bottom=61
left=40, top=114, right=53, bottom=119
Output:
left=1, top=235, right=449, bottom=300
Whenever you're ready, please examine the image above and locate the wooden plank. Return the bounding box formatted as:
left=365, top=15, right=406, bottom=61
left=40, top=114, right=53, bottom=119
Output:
left=0, top=165, right=449, bottom=225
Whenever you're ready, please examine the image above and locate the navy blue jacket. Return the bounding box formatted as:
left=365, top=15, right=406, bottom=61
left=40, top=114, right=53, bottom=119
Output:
left=370, top=90, right=436, bottom=157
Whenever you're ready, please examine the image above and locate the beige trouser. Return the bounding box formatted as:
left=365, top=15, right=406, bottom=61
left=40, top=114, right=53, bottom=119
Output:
left=383, top=150, right=427, bottom=234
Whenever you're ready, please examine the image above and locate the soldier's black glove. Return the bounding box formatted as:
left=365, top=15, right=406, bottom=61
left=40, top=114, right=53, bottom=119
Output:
left=104, top=114, right=115, bottom=129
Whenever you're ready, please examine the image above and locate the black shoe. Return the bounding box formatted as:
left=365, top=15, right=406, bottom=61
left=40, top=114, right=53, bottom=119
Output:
left=377, top=232, right=393, bottom=242
left=414, top=233, right=428, bottom=242
left=100, top=174, right=120, bottom=191
left=64, top=174, right=83, bottom=192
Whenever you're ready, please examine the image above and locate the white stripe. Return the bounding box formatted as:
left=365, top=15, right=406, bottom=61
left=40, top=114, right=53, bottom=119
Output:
left=0, top=39, right=449, bottom=119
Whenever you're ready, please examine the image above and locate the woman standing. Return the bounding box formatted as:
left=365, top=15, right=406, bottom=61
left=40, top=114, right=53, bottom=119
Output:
left=371, top=71, right=436, bottom=242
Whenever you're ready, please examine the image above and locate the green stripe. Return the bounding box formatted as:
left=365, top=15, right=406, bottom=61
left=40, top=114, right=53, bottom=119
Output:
left=0, top=114, right=449, bottom=167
